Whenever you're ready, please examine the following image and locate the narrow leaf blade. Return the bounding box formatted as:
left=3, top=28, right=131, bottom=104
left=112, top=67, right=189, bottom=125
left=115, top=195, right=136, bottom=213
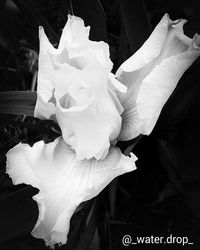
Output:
left=0, top=91, right=36, bottom=116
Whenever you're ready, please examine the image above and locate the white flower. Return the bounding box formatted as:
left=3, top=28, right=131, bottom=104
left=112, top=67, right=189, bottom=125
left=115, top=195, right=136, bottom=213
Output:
left=6, top=13, right=200, bottom=248
left=116, top=14, right=200, bottom=140
left=6, top=137, right=136, bottom=248
left=35, top=15, right=125, bottom=160
left=6, top=16, right=136, bottom=247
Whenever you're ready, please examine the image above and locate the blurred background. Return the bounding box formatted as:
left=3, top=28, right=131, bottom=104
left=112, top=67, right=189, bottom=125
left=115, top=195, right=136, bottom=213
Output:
left=0, top=0, right=200, bottom=249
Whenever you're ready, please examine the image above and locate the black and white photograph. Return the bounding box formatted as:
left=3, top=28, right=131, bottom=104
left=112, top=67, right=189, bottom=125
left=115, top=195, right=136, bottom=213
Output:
left=0, top=0, right=200, bottom=249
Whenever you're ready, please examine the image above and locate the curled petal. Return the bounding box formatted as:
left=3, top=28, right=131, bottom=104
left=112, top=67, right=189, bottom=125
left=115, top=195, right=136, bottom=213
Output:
left=56, top=86, right=122, bottom=160
left=34, top=94, right=56, bottom=120
left=117, top=14, right=200, bottom=140
left=57, top=15, right=112, bottom=69
left=34, top=16, right=118, bottom=160
left=135, top=42, right=200, bottom=135
left=51, top=60, right=122, bottom=160
left=116, top=14, right=171, bottom=75
left=35, top=15, right=112, bottom=121
left=6, top=137, right=137, bottom=248
left=34, top=27, right=57, bottom=120
left=58, top=15, right=90, bottom=51
left=109, top=73, right=127, bottom=93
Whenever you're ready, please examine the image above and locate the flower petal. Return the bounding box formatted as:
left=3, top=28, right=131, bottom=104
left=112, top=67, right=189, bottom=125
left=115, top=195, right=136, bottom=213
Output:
left=116, top=15, right=191, bottom=90
left=50, top=56, right=122, bottom=160
left=6, top=137, right=137, bottom=248
left=58, top=15, right=90, bottom=52
left=57, top=15, right=112, bottom=69
left=156, top=19, right=191, bottom=62
left=34, top=27, right=58, bottom=120
left=116, top=13, right=171, bottom=76
left=135, top=37, right=200, bottom=135
left=116, top=13, right=200, bottom=141
left=56, top=87, right=122, bottom=160
left=109, top=73, right=127, bottom=93
left=119, top=34, right=200, bottom=140
left=35, top=15, right=113, bottom=124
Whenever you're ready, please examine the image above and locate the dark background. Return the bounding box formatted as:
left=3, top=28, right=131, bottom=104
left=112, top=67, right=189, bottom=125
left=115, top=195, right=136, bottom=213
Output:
left=0, top=0, right=200, bottom=249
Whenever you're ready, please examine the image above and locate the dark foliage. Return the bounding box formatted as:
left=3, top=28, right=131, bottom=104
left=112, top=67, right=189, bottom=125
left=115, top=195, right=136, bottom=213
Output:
left=0, top=0, right=200, bottom=249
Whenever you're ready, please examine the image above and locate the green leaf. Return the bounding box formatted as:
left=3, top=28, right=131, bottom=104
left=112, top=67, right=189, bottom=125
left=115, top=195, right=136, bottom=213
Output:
left=0, top=91, right=36, bottom=116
